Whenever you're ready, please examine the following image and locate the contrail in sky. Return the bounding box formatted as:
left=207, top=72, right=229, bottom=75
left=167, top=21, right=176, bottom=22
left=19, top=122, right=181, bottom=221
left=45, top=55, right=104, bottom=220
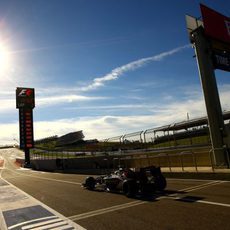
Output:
left=80, top=44, right=191, bottom=91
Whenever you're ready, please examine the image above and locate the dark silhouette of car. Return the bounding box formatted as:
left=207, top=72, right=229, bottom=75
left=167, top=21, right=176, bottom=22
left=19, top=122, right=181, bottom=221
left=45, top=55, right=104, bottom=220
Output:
left=82, top=166, right=166, bottom=197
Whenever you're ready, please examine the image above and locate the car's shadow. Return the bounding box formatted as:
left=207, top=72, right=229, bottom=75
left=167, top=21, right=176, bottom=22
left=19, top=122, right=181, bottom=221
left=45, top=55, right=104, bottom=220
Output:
left=132, top=189, right=187, bottom=201
left=83, top=187, right=190, bottom=202
left=134, top=189, right=204, bottom=203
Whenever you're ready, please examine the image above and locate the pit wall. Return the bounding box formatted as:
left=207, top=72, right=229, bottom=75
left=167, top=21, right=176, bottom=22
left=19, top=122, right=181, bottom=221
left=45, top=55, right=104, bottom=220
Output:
left=31, top=156, right=115, bottom=171
left=30, top=150, right=215, bottom=172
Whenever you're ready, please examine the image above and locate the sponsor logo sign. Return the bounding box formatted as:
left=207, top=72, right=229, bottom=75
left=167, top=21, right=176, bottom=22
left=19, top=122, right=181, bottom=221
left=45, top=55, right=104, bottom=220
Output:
left=200, top=4, right=230, bottom=72
left=16, top=87, right=35, bottom=109
left=212, top=49, right=230, bottom=72
left=200, top=4, right=230, bottom=44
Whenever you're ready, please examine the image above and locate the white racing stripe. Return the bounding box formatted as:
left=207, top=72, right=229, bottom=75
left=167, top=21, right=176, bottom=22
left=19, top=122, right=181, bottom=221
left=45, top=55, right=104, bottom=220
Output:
left=69, top=200, right=147, bottom=221
left=8, top=216, right=58, bottom=230
left=196, top=200, right=230, bottom=208
left=22, top=218, right=68, bottom=230
left=1, top=153, right=82, bottom=185
left=165, top=196, right=230, bottom=208
left=167, top=178, right=229, bottom=183
left=179, top=181, right=224, bottom=192
left=3, top=167, right=82, bottom=185
left=25, top=220, right=70, bottom=230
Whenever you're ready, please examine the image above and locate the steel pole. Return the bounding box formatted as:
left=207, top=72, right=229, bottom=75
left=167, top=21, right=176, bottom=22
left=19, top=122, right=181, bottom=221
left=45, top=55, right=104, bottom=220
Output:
left=192, top=27, right=227, bottom=167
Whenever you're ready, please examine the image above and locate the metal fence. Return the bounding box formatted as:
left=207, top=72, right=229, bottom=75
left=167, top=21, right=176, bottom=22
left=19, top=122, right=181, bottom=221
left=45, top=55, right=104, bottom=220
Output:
left=103, top=126, right=211, bottom=150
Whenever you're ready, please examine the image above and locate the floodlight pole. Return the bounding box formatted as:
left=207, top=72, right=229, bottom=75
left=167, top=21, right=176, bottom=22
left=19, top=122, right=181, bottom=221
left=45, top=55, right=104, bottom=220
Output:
left=192, top=27, right=228, bottom=167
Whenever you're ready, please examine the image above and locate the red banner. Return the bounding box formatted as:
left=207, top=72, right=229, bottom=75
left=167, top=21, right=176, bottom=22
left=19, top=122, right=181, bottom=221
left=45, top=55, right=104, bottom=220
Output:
left=200, top=4, right=230, bottom=44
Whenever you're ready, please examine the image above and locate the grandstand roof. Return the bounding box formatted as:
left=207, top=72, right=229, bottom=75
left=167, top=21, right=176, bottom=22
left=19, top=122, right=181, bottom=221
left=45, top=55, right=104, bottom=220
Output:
left=56, top=131, right=84, bottom=146
left=154, top=111, right=230, bottom=132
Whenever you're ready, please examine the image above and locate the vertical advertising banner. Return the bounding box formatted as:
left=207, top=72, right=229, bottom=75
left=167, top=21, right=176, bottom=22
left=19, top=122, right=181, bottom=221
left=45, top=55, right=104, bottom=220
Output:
left=19, top=109, right=34, bottom=149
left=16, top=88, right=35, bottom=150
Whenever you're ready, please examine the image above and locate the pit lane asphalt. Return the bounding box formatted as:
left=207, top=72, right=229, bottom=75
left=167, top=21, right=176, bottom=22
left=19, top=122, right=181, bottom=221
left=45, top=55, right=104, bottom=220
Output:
left=1, top=148, right=230, bottom=230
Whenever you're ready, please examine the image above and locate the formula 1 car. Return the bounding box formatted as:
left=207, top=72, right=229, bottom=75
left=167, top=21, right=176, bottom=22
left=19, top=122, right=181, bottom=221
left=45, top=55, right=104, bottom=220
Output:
left=82, top=166, right=166, bottom=197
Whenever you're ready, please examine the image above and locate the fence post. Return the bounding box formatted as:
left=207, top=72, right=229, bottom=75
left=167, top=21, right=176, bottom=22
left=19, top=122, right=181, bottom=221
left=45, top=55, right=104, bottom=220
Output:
left=167, top=154, right=172, bottom=172
left=192, top=152, right=198, bottom=172
left=180, top=153, right=184, bottom=172
left=226, top=148, right=230, bottom=168
left=143, top=130, right=147, bottom=143
left=209, top=149, right=215, bottom=172
left=158, top=155, right=160, bottom=167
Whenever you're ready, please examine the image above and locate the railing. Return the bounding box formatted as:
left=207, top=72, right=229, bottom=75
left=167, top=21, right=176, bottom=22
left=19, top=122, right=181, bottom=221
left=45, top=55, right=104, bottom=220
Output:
left=102, top=128, right=211, bottom=152
left=31, top=145, right=230, bottom=171
left=122, top=149, right=215, bottom=172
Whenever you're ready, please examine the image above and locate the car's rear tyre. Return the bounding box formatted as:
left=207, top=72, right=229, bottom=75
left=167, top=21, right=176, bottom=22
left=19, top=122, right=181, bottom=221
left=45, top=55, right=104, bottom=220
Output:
left=154, top=175, right=167, bottom=191
left=123, top=181, right=137, bottom=197
left=84, top=177, right=96, bottom=190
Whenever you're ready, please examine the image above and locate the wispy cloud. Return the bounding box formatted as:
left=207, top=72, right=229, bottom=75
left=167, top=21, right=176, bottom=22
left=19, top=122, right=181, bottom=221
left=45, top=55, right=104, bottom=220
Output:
left=0, top=91, right=107, bottom=112
left=80, top=44, right=190, bottom=91
left=10, top=36, right=128, bottom=55
left=37, top=94, right=106, bottom=107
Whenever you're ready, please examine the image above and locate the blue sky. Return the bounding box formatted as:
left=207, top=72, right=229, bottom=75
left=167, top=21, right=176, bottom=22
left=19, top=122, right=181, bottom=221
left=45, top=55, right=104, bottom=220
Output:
left=0, top=0, right=229, bottom=145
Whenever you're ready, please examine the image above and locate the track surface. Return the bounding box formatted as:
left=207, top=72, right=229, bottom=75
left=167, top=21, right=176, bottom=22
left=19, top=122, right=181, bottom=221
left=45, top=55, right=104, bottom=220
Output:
left=1, top=148, right=230, bottom=230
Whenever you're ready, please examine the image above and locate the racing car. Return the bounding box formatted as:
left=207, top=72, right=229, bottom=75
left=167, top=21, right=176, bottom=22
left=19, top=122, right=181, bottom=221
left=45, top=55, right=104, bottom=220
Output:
left=82, top=166, right=166, bottom=197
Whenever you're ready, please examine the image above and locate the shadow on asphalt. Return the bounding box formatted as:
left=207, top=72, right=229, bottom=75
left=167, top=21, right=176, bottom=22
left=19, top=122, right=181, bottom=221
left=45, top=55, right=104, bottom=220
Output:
left=83, top=187, right=194, bottom=202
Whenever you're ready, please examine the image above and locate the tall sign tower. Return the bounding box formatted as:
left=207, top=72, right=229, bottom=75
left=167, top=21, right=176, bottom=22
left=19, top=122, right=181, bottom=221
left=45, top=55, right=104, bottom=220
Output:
left=186, top=5, right=230, bottom=168
left=16, top=87, right=35, bottom=167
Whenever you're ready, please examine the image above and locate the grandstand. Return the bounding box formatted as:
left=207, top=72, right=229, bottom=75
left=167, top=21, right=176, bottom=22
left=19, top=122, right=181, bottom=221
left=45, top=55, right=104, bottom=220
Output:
left=35, top=135, right=58, bottom=144
left=56, top=131, right=85, bottom=146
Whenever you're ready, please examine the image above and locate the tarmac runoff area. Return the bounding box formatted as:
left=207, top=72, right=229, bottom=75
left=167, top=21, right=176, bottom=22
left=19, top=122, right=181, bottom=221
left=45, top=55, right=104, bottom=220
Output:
left=0, top=177, right=85, bottom=230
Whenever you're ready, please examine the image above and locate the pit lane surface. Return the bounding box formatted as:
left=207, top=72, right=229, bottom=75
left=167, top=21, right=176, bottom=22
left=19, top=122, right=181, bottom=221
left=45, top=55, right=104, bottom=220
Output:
left=1, top=148, right=230, bottom=230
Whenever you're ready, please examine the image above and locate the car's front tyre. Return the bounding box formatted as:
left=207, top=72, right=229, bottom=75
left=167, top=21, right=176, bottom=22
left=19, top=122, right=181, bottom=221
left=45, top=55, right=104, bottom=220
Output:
left=84, top=177, right=96, bottom=190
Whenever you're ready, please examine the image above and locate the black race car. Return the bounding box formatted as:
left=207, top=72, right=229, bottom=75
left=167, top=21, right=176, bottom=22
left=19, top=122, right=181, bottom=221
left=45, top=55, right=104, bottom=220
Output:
left=82, top=166, right=166, bottom=197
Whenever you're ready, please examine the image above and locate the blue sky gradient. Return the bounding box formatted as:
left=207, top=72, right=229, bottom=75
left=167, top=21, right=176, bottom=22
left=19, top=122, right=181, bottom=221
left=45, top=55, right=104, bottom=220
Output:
left=0, top=0, right=229, bottom=144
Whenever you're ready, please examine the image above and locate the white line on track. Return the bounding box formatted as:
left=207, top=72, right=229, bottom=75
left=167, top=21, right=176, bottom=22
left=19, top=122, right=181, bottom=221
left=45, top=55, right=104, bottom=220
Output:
left=68, top=200, right=148, bottom=221
left=196, top=200, right=230, bottom=208
left=1, top=154, right=82, bottom=185
left=2, top=166, right=82, bottom=186
left=178, top=181, right=224, bottom=192
left=167, top=178, right=230, bottom=183
left=8, top=216, right=58, bottom=230
left=165, top=196, right=230, bottom=208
